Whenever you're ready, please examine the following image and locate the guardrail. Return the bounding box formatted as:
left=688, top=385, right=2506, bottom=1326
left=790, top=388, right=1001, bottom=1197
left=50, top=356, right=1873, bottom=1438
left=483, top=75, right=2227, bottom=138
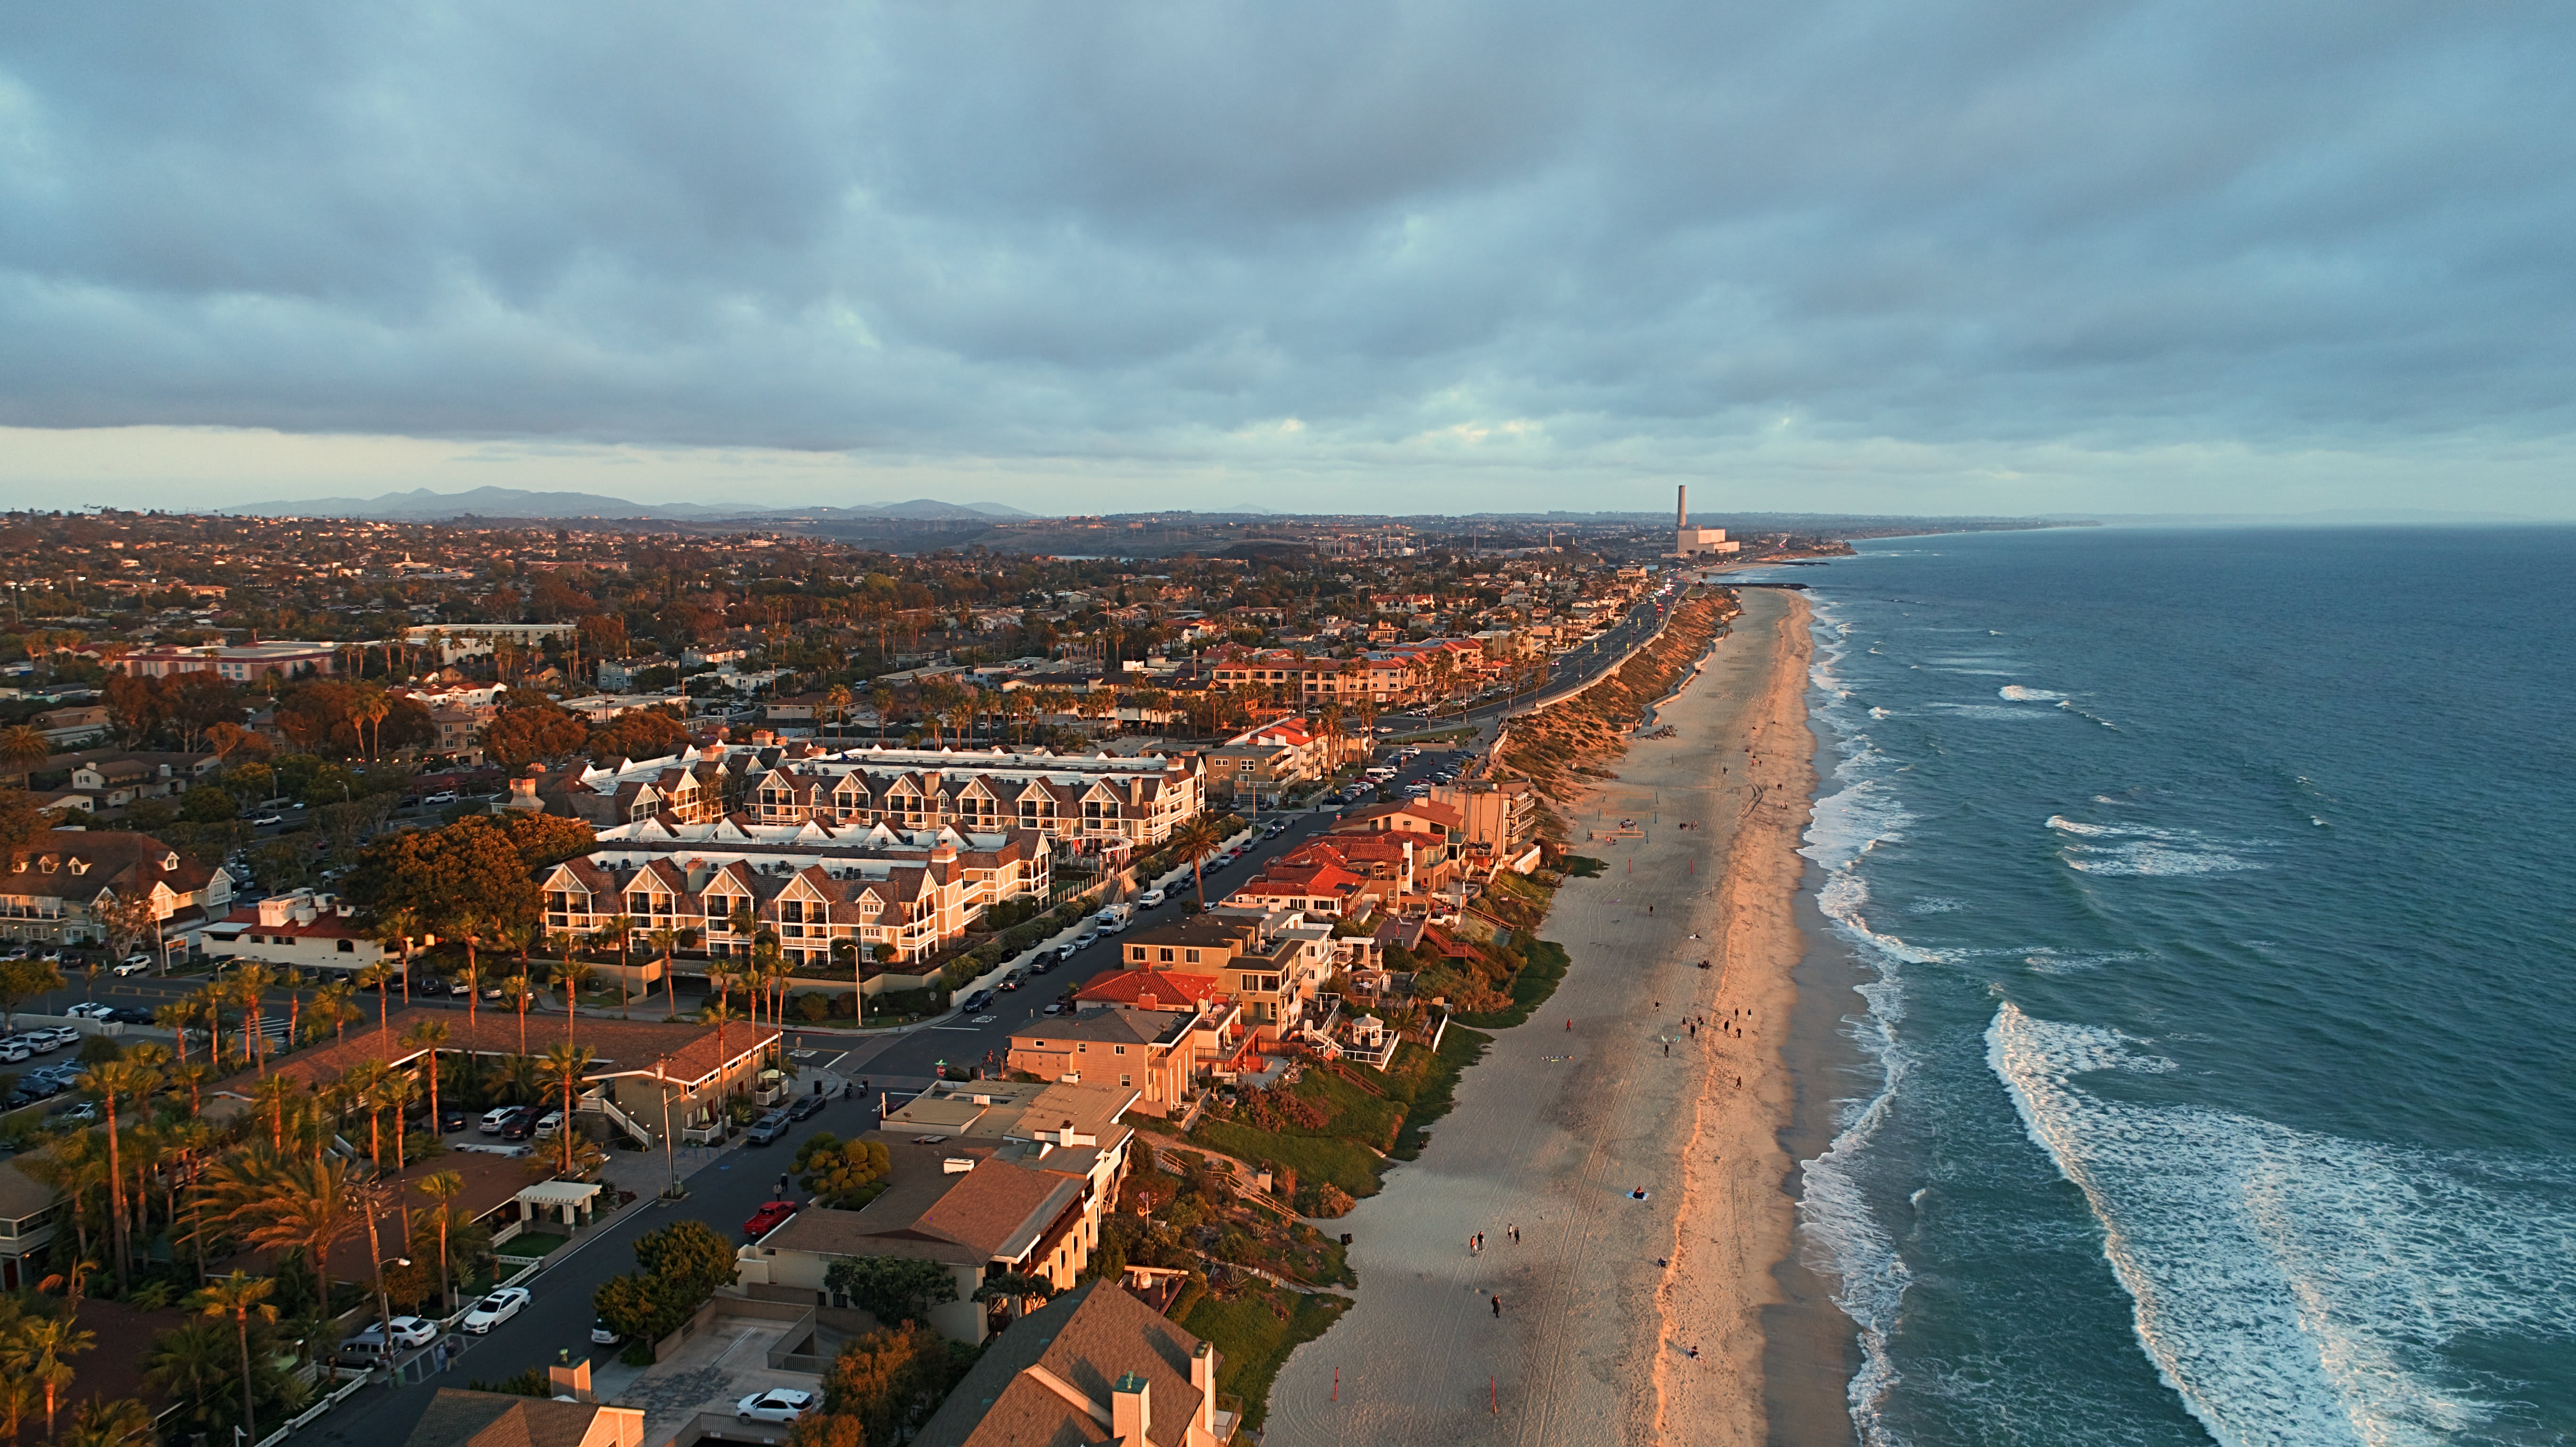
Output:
left=249, top=1363, right=372, bottom=1447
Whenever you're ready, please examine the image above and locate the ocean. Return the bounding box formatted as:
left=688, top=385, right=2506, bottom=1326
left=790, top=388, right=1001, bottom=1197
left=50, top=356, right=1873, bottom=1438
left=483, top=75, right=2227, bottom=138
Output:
left=1790, top=526, right=2576, bottom=1447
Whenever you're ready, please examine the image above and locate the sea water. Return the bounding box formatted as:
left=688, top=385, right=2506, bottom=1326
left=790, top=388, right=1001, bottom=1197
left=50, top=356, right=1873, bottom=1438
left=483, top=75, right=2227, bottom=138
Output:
left=1790, top=527, right=2576, bottom=1447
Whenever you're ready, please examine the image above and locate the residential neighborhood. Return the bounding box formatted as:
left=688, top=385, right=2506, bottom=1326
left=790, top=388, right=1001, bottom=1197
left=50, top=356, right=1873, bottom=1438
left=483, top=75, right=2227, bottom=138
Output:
left=0, top=501, right=1820, bottom=1447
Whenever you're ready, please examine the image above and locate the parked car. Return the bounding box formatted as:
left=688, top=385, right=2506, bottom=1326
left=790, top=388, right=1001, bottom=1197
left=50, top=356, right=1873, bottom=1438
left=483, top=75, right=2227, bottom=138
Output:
left=49, top=1102, right=99, bottom=1125
left=350, top=1316, right=439, bottom=1349
left=787, top=1093, right=827, bottom=1121
left=737, top=1390, right=817, bottom=1424
left=744, top=1110, right=791, bottom=1146
left=39, top=1027, right=80, bottom=1050
left=478, top=1106, right=517, bottom=1135
left=421, top=791, right=460, bottom=806
left=65, top=1002, right=114, bottom=1019
left=1139, top=888, right=1167, bottom=907
left=0, top=1041, right=29, bottom=1064
left=532, top=1110, right=563, bottom=1140
left=460, top=1287, right=530, bottom=1334
left=590, top=1317, right=624, bottom=1347
left=446, top=978, right=475, bottom=997
left=114, top=955, right=152, bottom=976
left=743, top=1200, right=798, bottom=1239
left=105, top=1006, right=155, bottom=1025
left=1073, top=932, right=1100, bottom=952
left=437, top=1107, right=469, bottom=1133
left=1042, top=1000, right=1067, bottom=1016
left=497, top=1109, right=537, bottom=1141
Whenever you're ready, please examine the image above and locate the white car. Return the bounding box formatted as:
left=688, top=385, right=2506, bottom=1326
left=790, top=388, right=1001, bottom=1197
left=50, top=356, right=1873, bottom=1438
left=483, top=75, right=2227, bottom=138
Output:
left=381, top=1315, right=439, bottom=1348
left=65, top=1002, right=114, bottom=1020
left=460, top=1287, right=530, bottom=1334
left=1139, top=888, right=1166, bottom=907
left=113, top=956, right=151, bottom=976
left=478, top=1107, right=517, bottom=1135
left=736, top=1390, right=817, bottom=1423
left=532, top=1110, right=563, bottom=1139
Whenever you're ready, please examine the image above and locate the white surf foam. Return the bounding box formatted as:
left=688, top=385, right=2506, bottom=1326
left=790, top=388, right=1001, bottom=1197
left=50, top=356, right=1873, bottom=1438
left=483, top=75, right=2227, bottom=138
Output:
left=1988, top=1003, right=2576, bottom=1447
left=2048, top=817, right=2265, bottom=876
left=1999, top=685, right=2070, bottom=702
left=1922, top=703, right=2060, bottom=722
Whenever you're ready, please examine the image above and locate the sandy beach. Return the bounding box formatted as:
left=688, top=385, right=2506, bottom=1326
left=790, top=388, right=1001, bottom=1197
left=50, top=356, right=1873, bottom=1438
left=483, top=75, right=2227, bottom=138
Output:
left=1265, top=586, right=1818, bottom=1447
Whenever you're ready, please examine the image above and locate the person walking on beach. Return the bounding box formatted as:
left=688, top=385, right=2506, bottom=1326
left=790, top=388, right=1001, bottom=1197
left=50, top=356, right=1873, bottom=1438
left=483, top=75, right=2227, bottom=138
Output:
left=1493, top=1295, right=1503, bottom=1318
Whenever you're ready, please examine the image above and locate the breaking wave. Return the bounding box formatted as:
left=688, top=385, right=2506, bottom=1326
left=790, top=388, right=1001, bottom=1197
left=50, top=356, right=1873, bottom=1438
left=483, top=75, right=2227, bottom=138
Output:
left=1989, top=1003, right=2576, bottom=1446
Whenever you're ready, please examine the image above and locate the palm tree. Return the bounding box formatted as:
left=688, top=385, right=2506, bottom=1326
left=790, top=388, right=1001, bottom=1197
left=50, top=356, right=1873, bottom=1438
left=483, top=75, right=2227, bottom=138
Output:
left=311, top=978, right=358, bottom=1046
left=537, top=1043, right=597, bottom=1176
left=601, top=914, right=638, bottom=1019
left=189, top=1272, right=278, bottom=1442
left=274, top=967, right=306, bottom=1050
left=61, top=1396, right=153, bottom=1447
left=0, top=1373, right=34, bottom=1447
left=554, top=956, right=595, bottom=1048
left=379, top=1072, right=421, bottom=1171
left=227, top=1152, right=360, bottom=1290
left=415, top=1172, right=466, bottom=1314
left=1169, top=814, right=1223, bottom=912
left=79, top=1057, right=158, bottom=1293
left=342, top=1060, right=395, bottom=1168
left=229, top=964, right=276, bottom=1076
left=15, top=1316, right=94, bottom=1439
left=142, top=1323, right=234, bottom=1437
left=404, top=1019, right=450, bottom=1139
left=0, top=723, right=49, bottom=783
left=503, top=973, right=536, bottom=1055
left=352, top=962, right=395, bottom=1044
left=869, top=685, right=895, bottom=745
left=497, top=1052, right=542, bottom=1108
left=823, top=684, right=852, bottom=743
left=701, top=998, right=739, bottom=1097
left=647, top=927, right=681, bottom=1019
left=372, top=906, right=423, bottom=1004
left=248, top=1073, right=300, bottom=1155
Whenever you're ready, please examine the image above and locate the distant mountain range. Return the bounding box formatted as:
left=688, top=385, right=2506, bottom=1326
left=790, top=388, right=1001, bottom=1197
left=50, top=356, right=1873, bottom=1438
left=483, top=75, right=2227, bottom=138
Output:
left=218, top=486, right=1039, bottom=523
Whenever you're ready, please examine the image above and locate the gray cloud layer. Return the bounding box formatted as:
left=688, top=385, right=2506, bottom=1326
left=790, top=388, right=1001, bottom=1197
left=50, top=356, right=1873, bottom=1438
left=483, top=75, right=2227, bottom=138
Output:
left=2, top=0, right=2571, bottom=509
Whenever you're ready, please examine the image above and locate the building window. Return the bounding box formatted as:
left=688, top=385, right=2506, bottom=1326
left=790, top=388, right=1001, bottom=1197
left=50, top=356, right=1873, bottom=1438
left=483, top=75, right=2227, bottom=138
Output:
left=1114, top=1045, right=1126, bottom=1056
left=336, top=939, right=355, bottom=953
left=1120, top=1075, right=1131, bottom=1089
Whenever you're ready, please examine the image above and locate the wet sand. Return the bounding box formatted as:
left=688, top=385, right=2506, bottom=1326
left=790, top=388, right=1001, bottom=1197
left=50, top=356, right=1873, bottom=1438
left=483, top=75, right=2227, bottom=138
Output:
left=1264, top=588, right=1818, bottom=1447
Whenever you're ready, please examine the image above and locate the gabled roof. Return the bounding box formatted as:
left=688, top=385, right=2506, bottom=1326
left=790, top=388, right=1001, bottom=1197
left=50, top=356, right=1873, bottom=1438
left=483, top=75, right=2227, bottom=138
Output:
left=912, top=1283, right=1211, bottom=1447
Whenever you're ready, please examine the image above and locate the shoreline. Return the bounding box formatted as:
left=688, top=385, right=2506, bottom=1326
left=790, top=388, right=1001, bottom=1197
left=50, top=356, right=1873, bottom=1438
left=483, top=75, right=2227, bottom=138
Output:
left=1260, top=587, right=1820, bottom=1447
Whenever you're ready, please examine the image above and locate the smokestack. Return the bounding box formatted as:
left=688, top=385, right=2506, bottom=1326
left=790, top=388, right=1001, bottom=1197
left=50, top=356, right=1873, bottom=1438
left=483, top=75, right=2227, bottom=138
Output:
left=1677, top=485, right=1687, bottom=531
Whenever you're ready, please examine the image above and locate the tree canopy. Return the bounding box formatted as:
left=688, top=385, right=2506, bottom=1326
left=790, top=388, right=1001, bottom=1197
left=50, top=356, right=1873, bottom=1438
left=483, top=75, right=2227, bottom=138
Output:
left=823, top=1257, right=957, bottom=1327
left=793, top=1134, right=892, bottom=1209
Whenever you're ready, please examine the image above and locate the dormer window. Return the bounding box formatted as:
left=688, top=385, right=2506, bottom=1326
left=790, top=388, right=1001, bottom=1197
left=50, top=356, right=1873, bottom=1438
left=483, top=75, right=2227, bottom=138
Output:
left=67, top=860, right=87, bottom=875
left=163, top=853, right=180, bottom=870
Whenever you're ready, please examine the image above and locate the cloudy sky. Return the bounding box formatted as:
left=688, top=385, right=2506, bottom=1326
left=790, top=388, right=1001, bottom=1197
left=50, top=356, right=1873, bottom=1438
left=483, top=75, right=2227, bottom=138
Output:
left=2, top=1, right=2570, bottom=518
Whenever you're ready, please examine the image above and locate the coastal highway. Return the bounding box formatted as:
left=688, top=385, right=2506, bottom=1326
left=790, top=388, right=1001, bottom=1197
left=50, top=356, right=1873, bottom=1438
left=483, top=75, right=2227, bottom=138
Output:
left=1376, top=572, right=1685, bottom=741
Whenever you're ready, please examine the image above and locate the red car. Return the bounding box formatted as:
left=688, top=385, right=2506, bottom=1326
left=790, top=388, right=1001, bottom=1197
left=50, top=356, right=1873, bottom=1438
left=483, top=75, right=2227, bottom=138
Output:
left=743, top=1200, right=799, bottom=1239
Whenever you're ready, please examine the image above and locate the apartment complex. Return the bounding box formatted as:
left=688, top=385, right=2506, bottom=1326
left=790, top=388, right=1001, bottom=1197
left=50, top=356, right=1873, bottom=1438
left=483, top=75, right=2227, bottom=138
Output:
left=737, top=745, right=1203, bottom=851
left=0, top=831, right=233, bottom=950
left=538, top=817, right=1052, bottom=966
left=113, top=641, right=340, bottom=681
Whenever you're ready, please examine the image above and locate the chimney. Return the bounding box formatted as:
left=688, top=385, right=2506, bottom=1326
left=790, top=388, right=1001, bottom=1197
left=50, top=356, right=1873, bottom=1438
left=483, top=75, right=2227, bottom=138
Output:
left=1191, top=1341, right=1217, bottom=1432
left=1677, top=483, right=1687, bottom=532
left=1111, top=1373, right=1150, bottom=1446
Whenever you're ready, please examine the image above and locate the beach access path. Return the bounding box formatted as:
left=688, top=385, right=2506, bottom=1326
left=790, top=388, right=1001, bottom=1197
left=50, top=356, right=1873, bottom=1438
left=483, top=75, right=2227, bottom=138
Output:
left=1264, top=586, right=1816, bottom=1447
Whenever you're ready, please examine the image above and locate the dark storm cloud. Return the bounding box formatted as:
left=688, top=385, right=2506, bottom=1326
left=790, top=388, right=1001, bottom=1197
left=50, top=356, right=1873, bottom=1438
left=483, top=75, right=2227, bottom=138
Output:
left=1, top=0, right=2570, bottom=474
